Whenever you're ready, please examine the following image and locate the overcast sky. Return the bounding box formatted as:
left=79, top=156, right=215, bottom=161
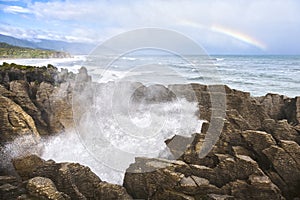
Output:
left=0, top=0, right=300, bottom=54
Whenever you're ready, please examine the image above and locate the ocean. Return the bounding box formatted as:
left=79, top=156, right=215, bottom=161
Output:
left=2, top=55, right=299, bottom=97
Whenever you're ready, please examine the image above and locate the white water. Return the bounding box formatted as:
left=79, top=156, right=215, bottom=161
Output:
left=2, top=89, right=201, bottom=184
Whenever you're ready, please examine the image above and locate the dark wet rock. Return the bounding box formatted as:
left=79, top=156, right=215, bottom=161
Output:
left=282, top=96, right=300, bottom=125
left=0, top=63, right=59, bottom=85
left=0, top=183, right=22, bottom=200
left=0, top=176, right=18, bottom=186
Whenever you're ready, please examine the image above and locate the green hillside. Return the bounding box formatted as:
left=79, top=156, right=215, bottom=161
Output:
left=0, top=42, right=70, bottom=58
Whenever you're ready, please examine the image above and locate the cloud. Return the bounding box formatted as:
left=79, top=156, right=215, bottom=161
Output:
left=3, top=5, right=31, bottom=14
left=1, top=0, right=300, bottom=54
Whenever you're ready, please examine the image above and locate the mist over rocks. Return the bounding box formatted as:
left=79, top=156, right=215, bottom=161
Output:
left=0, top=63, right=300, bottom=199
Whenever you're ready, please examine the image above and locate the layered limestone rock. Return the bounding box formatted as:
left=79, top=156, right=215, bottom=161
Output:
left=1, top=63, right=300, bottom=199
left=12, top=155, right=132, bottom=200
left=124, top=157, right=284, bottom=200
left=0, top=95, right=39, bottom=143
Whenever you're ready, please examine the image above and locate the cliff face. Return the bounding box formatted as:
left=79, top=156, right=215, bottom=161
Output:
left=0, top=63, right=75, bottom=142
left=0, top=63, right=299, bottom=199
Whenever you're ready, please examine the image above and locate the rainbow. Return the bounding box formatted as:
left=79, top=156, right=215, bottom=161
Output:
left=211, top=24, right=267, bottom=50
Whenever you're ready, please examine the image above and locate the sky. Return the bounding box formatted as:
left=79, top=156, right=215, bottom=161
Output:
left=0, top=0, right=300, bottom=55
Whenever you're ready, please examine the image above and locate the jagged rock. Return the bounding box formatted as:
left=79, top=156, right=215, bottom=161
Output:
left=225, top=109, right=252, bottom=131
left=36, top=82, right=64, bottom=134
left=48, top=82, right=73, bottom=129
left=124, top=157, right=187, bottom=199
left=0, top=183, right=22, bottom=200
left=0, top=63, right=58, bottom=85
left=165, top=134, right=195, bottom=159
left=0, top=84, right=15, bottom=98
left=211, top=155, right=264, bottom=187
left=96, top=182, right=132, bottom=200
left=152, top=190, right=195, bottom=200
left=132, top=83, right=176, bottom=103
left=180, top=112, right=251, bottom=168
left=123, top=155, right=277, bottom=199
left=222, top=177, right=283, bottom=200
left=297, top=97, right=300, bottom=124
left=206, top=194, right=234, bottom=200
left=263, top=143, right=300, bottom=198
left=9, top=80, right=48, bottom=135
left=262, top=119, right=300, bottom=144
left=13, top=155, right=132, bottom=200
left=257, top=94, right=300, bottom=124
left=241, top=130, right=276, bottom=153
left=13, top=154, right=46, bottom=181
left=0, top=176, right=24, bottom=199
left=257, top=93, right=287, bottom=120
left=77, top=67, right=91, bottom=83
left=283, top=96, right=300, bottom=125
left=27, top=177, right=70, bottom=200
left=224, top=86, right=269, bottom=130
left=280, top=140, right=300, bottom=164
left=0, top=95, right=40, bottom=143
left=0, top=176, right=18, bottom=186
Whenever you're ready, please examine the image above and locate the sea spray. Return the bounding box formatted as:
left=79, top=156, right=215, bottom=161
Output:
left=70, top=80, right=202, bottom=183
left=1, top=95, right=201, bottom=184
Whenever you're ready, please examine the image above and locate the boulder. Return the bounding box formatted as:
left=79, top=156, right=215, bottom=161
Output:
left=13, top=154, right=46, bottom=181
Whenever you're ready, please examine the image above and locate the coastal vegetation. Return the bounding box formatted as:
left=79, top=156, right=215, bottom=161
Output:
left=0, top=42, right=70, bottom=59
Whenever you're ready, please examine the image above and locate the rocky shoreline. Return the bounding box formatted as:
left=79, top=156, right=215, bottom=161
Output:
left=0, top=63, right=299, bottom=199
